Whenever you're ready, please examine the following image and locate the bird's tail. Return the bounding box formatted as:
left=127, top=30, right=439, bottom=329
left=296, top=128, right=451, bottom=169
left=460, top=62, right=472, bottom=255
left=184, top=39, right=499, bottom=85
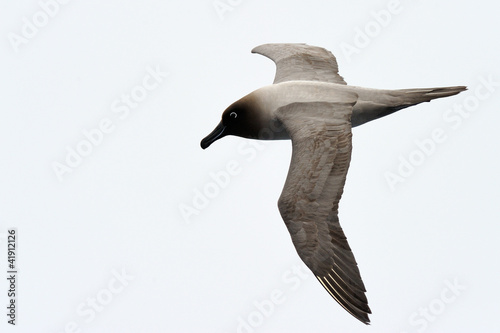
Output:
left=395, top=86, right=467, bottom=104
left=351, top=86, right=467, bottom=127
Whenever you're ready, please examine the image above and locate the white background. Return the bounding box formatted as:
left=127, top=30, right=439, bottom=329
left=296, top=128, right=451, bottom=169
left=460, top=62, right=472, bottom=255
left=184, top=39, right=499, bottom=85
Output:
left=1, top=0, right=499, bottom=332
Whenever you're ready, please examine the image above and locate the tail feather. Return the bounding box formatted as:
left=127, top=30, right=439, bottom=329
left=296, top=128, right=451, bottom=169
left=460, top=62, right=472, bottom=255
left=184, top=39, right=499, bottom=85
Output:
left=394, top=86, right=467, bottom=103
left=351, top=86, right=467, bottom=127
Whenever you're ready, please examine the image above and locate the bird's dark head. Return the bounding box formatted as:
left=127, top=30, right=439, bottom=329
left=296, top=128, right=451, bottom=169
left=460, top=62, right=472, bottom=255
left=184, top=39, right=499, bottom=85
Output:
left=200, top=97, right=264, bottom=149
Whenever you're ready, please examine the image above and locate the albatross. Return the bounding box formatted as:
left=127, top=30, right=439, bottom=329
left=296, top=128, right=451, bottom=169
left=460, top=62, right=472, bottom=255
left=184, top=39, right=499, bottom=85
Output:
left=200, top=43, right=466, bottom=324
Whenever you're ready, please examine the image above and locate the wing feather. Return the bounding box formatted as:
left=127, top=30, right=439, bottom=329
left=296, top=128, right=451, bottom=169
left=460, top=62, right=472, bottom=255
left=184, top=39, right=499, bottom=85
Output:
left=252, top=43, right=347, bottom=85
left=276, top=101, right=370, bottom=324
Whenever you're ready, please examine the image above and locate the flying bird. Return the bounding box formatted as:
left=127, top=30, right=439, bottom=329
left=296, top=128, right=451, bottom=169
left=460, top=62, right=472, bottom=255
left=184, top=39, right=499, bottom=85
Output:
left=200, top=43, right=465, bottom=324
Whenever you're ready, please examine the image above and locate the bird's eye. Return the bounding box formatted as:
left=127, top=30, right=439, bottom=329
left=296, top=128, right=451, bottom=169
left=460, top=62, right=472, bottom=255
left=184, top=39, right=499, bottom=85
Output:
left=230, top=112, right=238, bottom=119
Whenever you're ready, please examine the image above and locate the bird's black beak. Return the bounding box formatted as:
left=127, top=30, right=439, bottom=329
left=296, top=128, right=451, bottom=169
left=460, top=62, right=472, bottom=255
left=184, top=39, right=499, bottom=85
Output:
left=200, top=121, right=226, bottom=149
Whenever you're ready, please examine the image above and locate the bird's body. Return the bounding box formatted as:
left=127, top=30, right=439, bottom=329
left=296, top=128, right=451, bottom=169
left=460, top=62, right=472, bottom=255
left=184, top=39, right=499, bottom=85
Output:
left=201, top=43, right=466, bottom=324
left=211, top=80, right=466, bottom=141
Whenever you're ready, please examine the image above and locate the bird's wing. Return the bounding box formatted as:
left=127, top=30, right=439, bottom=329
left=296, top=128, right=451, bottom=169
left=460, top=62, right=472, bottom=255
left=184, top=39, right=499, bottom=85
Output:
left=275, top=97, right=370, bottom=324
left=252, top=43, right=347, bottom=85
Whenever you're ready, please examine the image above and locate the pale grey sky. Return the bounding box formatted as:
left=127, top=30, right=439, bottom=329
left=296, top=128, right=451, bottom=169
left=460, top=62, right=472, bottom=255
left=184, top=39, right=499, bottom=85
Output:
left=1, top=0, right=499, bottom=332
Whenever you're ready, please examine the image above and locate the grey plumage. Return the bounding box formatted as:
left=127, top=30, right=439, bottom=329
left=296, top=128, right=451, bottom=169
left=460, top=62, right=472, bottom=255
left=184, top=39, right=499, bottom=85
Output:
left=349, top=86, right=467, bottom=127
left=201, top=43, right=466, bottom=325
left=253, top=43, right=466, bottom=127
left=252, top=43, right=347, bottom=85
left=276, top=100, right=371, bottom=323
